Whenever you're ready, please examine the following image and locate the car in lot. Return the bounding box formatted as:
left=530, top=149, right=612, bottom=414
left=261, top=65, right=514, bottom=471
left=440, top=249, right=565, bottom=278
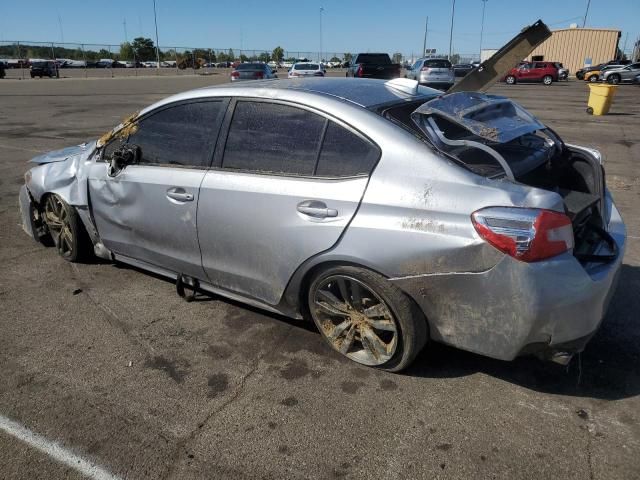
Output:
left=19, top=77, right=625, bottom=372
left=453, top=63, right=475, bottom=77
left=583, top=64, right=625, bottom=82
left=503, top=61, right=558, bottom=85
left=230, top=62, right=277, bottom=81
left=405, top=58, right=455, bottom=90
left=576, top=60, right=631, bottom=80
left=554, top=62, right=568, bottom=80
left=600, top=62, right=640, bottom=84
left=346, top=53, right=401, bottom=79
left=30, top=61, right=59, bottom=78
left=288, top=62, right=325, bottom=78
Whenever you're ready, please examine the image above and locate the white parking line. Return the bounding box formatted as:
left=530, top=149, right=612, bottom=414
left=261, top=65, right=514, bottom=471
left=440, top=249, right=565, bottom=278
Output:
left=0, top=414, right=121, bottom=480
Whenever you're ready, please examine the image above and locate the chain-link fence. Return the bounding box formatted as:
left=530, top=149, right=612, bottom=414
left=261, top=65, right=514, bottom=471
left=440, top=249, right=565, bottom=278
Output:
left=1, top=40, right=480, bottom=79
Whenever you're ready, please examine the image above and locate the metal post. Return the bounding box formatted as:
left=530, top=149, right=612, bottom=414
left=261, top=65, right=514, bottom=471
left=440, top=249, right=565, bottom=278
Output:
left=18, top=42, right=24, bottom=80
left=319, top=7, right=324, bottom=63
left=174, top=48, right=179, bottom=74
left=109, top=45, right=114, bottom=78
left=582, top=0, right=591, bottom=28
left=479, top=0, right=487, bottom=60
left=448, top=0, right=456, bottom=61
left=192, top=50, right=196, bottom=74
left=81, top=44, right=87, bottom=78
left=208, top=48, right=212, bottom=73
left=153, top=0, right=161, bottom=71
left=423, top=17, right=429, bottom=57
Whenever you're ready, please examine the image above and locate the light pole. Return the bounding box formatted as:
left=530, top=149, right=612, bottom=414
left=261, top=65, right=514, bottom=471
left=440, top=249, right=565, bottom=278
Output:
left=153, top=0, right=161, bottom=69
left=448, top=0, right=456, bottom=61
left=422, top=17, right=429, bottom=57
left=582, top=0, right=591, bottom=28
left=319, top=7, right=324, bottom=63
left=479, top=0, right=487, bottom=60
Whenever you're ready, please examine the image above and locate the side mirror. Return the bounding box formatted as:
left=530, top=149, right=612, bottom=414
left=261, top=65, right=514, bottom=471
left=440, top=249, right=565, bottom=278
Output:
left=108, top=144, right=140, bottom=177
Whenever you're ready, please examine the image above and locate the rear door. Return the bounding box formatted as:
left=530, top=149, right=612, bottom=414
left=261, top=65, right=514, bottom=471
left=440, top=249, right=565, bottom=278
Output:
left=89, top=99, right=227, bottom=278
left=197, top=100, right=380, bottom=305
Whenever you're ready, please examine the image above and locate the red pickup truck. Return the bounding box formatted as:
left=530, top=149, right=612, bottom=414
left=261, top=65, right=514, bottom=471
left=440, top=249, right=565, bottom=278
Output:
left=503, top=61, right=558, bottom=85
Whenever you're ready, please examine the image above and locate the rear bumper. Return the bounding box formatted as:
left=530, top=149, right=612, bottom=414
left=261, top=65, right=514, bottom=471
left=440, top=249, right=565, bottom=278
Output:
left=391, top=197, right=626, bottom=361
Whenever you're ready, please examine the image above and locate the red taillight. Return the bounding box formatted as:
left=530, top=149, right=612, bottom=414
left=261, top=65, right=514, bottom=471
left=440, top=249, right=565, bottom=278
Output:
left=231, top=70, right=239, bottom=78
left=356, top=64, right=363, bottom=77
left=471, top=207, right=574, bottom=262
left=255, top=71, right=264, bottom=79
left=421, top=67, right=431, bottom=72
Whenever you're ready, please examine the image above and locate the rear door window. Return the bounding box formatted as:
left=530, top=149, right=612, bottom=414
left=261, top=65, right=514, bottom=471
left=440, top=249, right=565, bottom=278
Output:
left=423, top=59, right=451, bottom=69
left=118, top=100, right=225, bottom=167
left=315, top=122, right=380, bottom=177
left=222, top=101, right=325, bottom=176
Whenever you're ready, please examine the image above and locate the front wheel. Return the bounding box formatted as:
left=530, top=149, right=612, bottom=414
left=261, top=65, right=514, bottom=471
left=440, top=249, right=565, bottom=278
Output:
left=589, top=75, right=599, bottom=83
left=42, top=194, right=92, bottom=262
left=542, top=75, right=553, bottom=85
left=307, top=266, right=427, bottom=372
left=505, top=75, right=516, bottom=85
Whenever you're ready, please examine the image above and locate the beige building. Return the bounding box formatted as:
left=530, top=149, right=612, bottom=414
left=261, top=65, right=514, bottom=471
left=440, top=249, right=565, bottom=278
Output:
left=526, top=27, right=621, bottom=76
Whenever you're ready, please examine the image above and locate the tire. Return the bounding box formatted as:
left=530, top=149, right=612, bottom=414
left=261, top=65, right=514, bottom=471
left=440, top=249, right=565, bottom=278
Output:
left=576, top=72, right=584, bottom=80
left=542, top=75, right=553, bottom=85
left=307, top=265, right=427, bottom=372
left=586, top=107, right=594, bottom=115
left=589, top=75, right=598, bottom=83
left=505, top=75, right=516, bottom=85
left=607, top=74, right=620, bottom=85
left=42, top=194, right=92, bottom=262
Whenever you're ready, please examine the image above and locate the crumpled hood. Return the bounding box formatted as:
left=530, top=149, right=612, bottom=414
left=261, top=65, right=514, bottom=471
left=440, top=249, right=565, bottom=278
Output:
left=31, top=141, right=97, bottom=164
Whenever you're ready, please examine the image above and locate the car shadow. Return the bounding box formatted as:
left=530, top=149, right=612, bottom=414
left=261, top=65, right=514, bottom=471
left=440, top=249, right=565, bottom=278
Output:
left=110, top=258, right=639, bottom=400
left=404, top=264, right=640, bottom=401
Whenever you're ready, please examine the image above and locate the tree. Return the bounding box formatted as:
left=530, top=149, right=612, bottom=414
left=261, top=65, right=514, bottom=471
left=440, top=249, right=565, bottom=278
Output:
left=227, top=48, right=235, bottom=61
left=132, top=37, right=156, bottom=61
left=120, top=42, right=134, bottom=60
left=258, top=51, right=271, bottom=63
left=272, top=46, right=284, bottom=63
left=240, top=54, right=249, bottom=62
left=343, top=52, right=353, bottom=63
left=330, top=56, right=340, bottom=63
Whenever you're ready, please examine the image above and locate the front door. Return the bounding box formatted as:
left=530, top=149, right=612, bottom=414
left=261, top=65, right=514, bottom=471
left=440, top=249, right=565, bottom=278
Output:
left=197, top=100, right=381, bottom=305
left=89, top=98, right=227, bottom=278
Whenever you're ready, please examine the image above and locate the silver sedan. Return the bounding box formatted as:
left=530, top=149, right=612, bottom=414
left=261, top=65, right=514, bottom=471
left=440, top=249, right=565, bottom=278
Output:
left=19, top=78, right=625, bottom=371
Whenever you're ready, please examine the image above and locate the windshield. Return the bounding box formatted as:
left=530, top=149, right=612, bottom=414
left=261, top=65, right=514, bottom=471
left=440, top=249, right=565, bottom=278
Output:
left=236, top=63, right=263, bottom=70
left=294, top=63, right=319, bottom=70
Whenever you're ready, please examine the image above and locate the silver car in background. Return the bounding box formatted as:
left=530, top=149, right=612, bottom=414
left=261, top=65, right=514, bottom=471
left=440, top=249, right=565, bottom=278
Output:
left=230, top=62, right=277, bottom=81
left=19, top=78, right=625, bottom=371
left=406, top=58, right=455, bottom=90
left=600, top=62, right=640, bottom=84
left=288, top=62, right=325, bottom=78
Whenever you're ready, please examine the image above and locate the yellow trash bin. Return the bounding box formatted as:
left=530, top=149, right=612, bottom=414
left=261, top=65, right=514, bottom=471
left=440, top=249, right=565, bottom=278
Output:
left=587, top=84, right=617, bottom=115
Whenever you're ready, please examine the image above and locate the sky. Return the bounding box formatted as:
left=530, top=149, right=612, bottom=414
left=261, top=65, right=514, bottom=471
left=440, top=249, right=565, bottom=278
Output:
left=1, top=0, right=638, bottom=57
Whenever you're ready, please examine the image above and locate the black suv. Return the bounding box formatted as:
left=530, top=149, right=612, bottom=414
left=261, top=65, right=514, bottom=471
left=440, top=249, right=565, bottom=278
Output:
left=30, top=61, right=59, bottom=78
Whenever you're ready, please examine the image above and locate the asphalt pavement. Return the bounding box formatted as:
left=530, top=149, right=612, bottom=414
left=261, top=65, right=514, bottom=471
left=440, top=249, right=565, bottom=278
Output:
left=0, top=73, right=639, bottom=479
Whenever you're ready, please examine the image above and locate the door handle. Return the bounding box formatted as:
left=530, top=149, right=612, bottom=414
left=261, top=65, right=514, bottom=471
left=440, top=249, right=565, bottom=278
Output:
left=166, top=187, right=194, bottom=202
left=297, top=200, right=338, bottom=218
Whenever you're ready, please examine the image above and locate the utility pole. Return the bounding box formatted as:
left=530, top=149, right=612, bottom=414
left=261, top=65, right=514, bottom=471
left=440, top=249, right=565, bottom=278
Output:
left=422, top=17, right=429, bottom=57
left=57, top=14, right=64, bottom=43
left=448, top=0, right=456, bottom=61
left=123, top=18, right=128, bottom=43
left=479, top=0, right=487, bottom=60
left=320, top=7, right=324, bottom=63
left=582, top=0, right=591, bottom=28
left=153, top=0, right=161, bottom=69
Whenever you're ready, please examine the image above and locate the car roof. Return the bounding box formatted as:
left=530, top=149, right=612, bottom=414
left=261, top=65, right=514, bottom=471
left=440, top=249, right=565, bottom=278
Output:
left=183, top=78, right=439, bottom=109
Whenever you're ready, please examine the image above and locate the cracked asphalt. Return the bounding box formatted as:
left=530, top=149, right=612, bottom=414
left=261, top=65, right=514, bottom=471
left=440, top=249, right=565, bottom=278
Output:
left=0, top=73, right=639, bottom=479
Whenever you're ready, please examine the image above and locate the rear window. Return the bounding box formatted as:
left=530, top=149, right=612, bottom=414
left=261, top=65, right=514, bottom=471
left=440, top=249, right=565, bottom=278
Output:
left=294, top=63, right=319, bottom=70
left=356, top=54, right=391, bottom=64
left=316, top=122, right=380, bottom=177
left=236, top=63, right=262, bottom=70
left=423, top=59, right=451, bottom=68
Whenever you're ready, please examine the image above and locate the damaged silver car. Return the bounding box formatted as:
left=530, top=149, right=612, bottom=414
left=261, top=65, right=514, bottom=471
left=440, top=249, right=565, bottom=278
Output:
left=19, top=76, right=625, bottom=371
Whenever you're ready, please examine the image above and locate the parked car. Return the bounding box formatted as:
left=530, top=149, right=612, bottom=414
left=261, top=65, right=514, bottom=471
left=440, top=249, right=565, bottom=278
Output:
left=346, top=53, right=401, bottom=79
left=576, top=60, right=631, bottom=80
left=584, top=65, right=624, bottom=83
left=453, top=63, right=474, bottom=77
left=18, top=77, right=625, bottom=371
left=288, top=62, right=325, bottom=78
left=230, top=62, right=277, bottom=81
left=553, top=62, right=568, bottom=80
left=600, top=62, right=640, bottom=84
left=405, top=58, right=455, bottom=90
left=0, top=61, right=5, bottom=79
left=30, top=61, right=59, bottom=78
left=503, top=61, right=558, bottom=85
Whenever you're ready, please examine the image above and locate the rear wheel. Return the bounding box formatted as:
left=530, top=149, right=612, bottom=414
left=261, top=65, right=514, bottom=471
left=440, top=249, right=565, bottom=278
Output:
left=307, top=266, right=427, bottom=372
left=542, top=75, right=553, bottom=85
left=607, top=74, right=620, bottom=85
left=42, top=194, right=91, bottom=262
left=505, top=75, right=516, bottom=85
